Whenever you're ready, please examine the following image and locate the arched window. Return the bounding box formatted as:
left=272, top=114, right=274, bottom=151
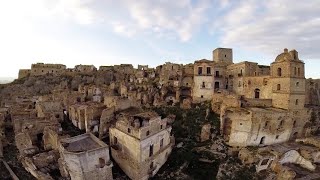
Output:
left=277, top=84, right=281, bottom=90
left=277, top=68, right=282, bottom=76
left=294, top=67, right=297, bottom=75
left=254, top=88, right=260, bottom=99
left=295, top=99, right=299, bottom=105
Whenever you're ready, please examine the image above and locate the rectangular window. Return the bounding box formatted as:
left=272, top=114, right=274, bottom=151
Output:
left=198, top=67, right=202, bottom=75
left=128, top=128, right=131, bottom=133
left=215, top=71, right=220, bottom=77
left=114, top=137, right=118, bottom=145
left=149, top=145, right=154, bottom=157
left=160, top=125, right=163, bottom=129
left=160, top=139, right=163, bottom=148
left=150, top=162, right=154, bottom=170
left=146, top=130, right=150, bottom=136
left=207, top=67, right=211, bottom=74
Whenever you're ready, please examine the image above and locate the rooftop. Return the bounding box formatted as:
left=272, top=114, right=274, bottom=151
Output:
left=61, top=133, right=107, bottom=153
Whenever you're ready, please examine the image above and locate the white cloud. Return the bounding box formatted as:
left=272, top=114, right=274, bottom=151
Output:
left=43, top=0, right=100, bottom=25
left=212, top=0, right=320, bottom=59
left=111, top=22, right=137, bottom=38
left=109, top=0, right=211, bottom=42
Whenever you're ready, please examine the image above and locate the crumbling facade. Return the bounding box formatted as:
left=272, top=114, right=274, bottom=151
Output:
left=215, top=48, right=316, bottom=147
left=59, top=133, right=113, bottom=180
left=30, top=63, right=66, bottom=76
left=109, top=108, right=174, bottom=180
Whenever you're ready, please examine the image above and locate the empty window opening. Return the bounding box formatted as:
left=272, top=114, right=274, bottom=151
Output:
left=296, top=82, right=299, bottom=87
left=160, top=138, right=164, bottom=148
left=275, top=135, right=279, bottom=139
left=277, top=68, right=282, bottom=76
left=225, top=54, right=227, bottom=57
left=277, top=84, right=281, bottom=90
left=160, top=125, right=163, bottom=129
left=114, top=136, right=118, bottom=145
left=293, top=120, right=296, bottom=127
left=128, top=128, right=131, bottom=133
left=201, top=95, right=204, bottom=98
left=261, top=159, right=269, bottom=166
left=202, top=82, right=205, bottom=88
left=198, top=67, right=203, bottom=75
left=259, top=136, right=266, bottom=145
left=254, top=88, right=260, bottom=99
left=150, top=161, right=154, bottom=170
left=99, top=158, right=105, bottom=168
left=298, top=68, right=300, bottom=76
left=294, top=67, right=297, bottom=75
left=149, top=144, right=154, bottom=157
left=146, top=130, right=150, bottom=136
left=207, top=67, right=211, bottom=74
left=215, top=71, right=220, bottom=77
left=295, top=99, right=299, bottom=105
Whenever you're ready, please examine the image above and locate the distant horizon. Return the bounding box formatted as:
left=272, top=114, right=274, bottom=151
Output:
left=5, top=54, right=320, bottom=80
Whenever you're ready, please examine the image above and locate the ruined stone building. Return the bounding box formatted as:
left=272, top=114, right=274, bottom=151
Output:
left=74, top=64, right=97, bottom=73
left=35, top=101, right=64, bottom=122
left=59, top=133, right=113, bottom=180
left=68, top=102, right=105, bottom=133
left=216, top=48, right=312, bottom=147
left=109, top=107, right=174, bottom=180
left=31, top=63, right=67, bottom=76
left=193, top=48, right=232, bottom=102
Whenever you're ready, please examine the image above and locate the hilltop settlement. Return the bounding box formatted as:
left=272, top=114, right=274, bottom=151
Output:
left=0, top=48, right=320, bottom=180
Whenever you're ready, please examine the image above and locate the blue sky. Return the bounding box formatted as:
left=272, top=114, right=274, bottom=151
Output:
left=0, top=0, right=320, bottom=79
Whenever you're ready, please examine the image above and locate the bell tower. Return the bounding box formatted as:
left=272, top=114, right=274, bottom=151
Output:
left=271, top=48, right=305, bottom=110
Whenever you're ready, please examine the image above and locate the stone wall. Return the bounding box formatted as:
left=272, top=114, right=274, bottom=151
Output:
left=221, top=107, right=308, bottom=147
left=213, top=48, right=233, bottom=64
left=18, top=69, right=31, bottom=79
left=30, top=63, right=66, bottom=76
left=305, top=79, right=320, bottom=106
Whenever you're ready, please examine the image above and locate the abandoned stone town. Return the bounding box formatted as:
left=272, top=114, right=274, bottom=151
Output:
left=0, top=47, right=320, bottom=180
